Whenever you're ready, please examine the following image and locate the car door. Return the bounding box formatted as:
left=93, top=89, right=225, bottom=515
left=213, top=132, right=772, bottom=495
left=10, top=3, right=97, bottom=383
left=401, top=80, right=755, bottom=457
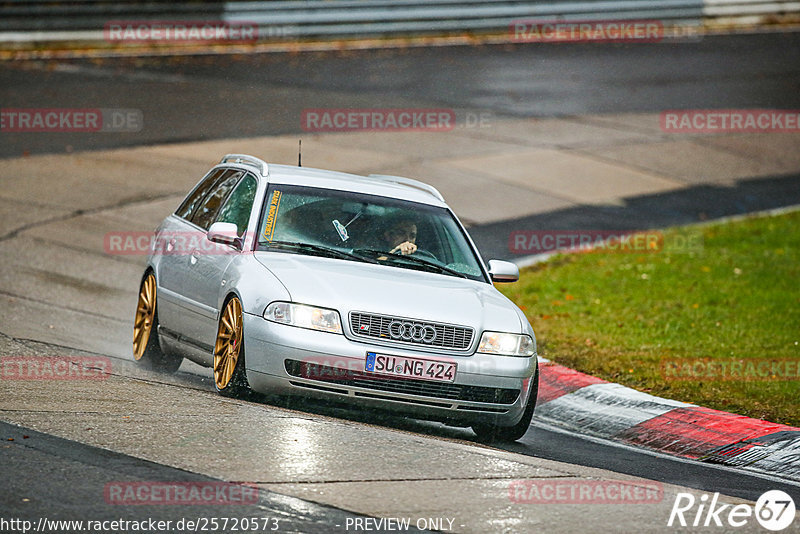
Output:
left=155, top=167, right=225, bottom=333
left=180, top=169, right=249, bottom=354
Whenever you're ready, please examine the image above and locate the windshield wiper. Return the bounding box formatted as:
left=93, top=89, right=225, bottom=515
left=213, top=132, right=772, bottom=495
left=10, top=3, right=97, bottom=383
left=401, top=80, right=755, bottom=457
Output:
left=266, top=241, right=378, bottom=264
left=353, top=248, right=468, bottom=279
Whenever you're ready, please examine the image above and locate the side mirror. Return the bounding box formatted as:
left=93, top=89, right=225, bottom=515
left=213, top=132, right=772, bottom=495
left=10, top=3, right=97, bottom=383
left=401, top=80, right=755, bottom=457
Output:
left=488, top=259, right=519, bottom=283
left=207, top=222, right=240, bottom=248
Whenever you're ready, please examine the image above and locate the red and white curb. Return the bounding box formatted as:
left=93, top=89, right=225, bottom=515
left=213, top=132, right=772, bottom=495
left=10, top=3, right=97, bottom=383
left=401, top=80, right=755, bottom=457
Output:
left=535, top=358, right=800, bottom=481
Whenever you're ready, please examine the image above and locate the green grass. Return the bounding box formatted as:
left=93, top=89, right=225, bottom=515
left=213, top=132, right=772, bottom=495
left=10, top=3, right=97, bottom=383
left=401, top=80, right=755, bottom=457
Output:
left=500, top=210, right=800, bottom=427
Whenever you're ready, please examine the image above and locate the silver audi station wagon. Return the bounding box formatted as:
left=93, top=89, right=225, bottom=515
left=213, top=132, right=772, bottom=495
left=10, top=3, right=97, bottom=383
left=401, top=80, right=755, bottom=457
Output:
left=133, top=154, right=538, bottom=441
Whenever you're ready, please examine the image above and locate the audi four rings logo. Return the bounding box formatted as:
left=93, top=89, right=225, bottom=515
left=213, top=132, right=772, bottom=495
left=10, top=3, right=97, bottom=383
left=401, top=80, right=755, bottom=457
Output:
left=388, top=321, right=437, bottom=343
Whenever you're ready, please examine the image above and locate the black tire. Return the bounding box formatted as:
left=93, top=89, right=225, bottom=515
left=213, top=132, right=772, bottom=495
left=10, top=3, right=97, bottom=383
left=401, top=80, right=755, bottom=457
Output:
left=133, top=272, right=183, bottom=373
left=215, top=342, right=251, bottom=399
left=213, top=296, right=251, bottom=399
left=472, top=367, right=539, bottom=442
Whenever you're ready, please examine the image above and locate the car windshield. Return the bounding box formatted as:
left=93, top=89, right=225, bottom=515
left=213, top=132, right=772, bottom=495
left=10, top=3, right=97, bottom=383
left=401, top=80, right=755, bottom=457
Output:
left=256, top=184, right=487, bottom=282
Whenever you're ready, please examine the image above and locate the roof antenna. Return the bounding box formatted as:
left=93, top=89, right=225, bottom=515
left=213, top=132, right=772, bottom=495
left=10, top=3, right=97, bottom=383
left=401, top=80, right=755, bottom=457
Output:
left=298, top=139, right=302, bottom=167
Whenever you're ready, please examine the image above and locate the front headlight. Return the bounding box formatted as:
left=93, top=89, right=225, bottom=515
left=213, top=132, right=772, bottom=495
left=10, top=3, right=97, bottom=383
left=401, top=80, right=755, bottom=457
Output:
left=263, top=302, right=342, bottom=334
left=477, top=331, right=535, bottom=357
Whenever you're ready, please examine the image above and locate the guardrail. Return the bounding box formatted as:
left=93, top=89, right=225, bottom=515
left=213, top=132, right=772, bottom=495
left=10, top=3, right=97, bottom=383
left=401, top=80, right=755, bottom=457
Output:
left=0, top=0, right=798, bottom=42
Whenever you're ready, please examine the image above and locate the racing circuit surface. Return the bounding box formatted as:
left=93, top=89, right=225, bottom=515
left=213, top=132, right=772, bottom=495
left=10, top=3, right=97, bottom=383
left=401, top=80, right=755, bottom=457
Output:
left=2, top=31, right=800, bottom=533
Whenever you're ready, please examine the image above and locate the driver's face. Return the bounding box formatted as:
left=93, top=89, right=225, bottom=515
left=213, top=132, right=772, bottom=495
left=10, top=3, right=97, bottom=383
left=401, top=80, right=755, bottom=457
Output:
left=386, top=223, right=417, bottom=245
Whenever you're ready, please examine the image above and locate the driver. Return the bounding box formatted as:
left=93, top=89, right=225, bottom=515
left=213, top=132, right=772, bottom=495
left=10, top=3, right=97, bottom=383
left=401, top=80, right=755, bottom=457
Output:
left=382, top=217, right=417, bottom=255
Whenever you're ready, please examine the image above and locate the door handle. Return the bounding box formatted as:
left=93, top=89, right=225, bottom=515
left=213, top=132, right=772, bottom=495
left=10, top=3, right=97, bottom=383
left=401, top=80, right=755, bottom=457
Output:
left=190, top=254, right=198, bottom=265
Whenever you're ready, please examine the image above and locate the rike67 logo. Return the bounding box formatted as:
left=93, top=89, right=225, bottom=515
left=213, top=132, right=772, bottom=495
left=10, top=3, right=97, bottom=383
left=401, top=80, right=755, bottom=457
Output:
left=668, top=490, right=795, bottom=531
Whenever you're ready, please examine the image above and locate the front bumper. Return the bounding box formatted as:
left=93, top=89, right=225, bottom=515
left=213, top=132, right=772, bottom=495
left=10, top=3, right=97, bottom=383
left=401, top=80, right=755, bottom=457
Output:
left=242, top=312, right=538, bottom=426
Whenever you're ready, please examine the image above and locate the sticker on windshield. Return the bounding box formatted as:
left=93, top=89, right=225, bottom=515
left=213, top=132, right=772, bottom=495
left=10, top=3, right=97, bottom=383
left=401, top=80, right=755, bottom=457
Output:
left=332, top=219, right=349, bottom=242
left=262, top=189, right=282, bottom=242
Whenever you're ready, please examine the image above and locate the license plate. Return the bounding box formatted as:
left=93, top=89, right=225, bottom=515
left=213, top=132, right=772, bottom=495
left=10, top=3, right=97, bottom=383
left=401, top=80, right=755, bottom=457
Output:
left=365, top=352, right=456, bottom=383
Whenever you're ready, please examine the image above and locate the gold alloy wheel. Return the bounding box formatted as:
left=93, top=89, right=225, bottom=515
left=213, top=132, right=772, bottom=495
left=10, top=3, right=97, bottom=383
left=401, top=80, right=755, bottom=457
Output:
left=214, top=297, right=243, bottom=390
left=133, top=274, right=157, bottom=360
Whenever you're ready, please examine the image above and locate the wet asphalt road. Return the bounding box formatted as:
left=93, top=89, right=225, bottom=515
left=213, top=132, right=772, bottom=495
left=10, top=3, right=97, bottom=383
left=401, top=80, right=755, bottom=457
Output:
left=1, top=32, right=800, bottom=159
left=2, top=31, right=800, bottom=532
left=3, top=347, right=799, bottom=529
left=1, top=421, right=378, bottom=533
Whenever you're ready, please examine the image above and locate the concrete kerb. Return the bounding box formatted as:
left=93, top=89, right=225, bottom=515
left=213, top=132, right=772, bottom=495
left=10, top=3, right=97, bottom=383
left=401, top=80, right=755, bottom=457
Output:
left=522, top=205, right=800, bottom=482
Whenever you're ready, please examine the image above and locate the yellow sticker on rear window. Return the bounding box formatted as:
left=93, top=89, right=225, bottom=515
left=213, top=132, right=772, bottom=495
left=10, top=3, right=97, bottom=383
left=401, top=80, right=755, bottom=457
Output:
left=262, top=189, right=282, bottom=241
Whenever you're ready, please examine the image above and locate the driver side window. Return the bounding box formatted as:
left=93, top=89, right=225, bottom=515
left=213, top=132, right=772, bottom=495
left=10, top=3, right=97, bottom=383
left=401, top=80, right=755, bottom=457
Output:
left=189, top=170, right=243, bottom=231
left=175, top=168, right=224, bottom=221
left=216, top=174, right=258, bottom=236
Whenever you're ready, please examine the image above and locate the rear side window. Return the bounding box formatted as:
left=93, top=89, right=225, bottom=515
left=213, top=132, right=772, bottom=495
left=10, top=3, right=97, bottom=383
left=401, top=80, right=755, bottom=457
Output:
left=175, top=168, right=224, bottom=220
left=189, top=170, right=244, bottom=230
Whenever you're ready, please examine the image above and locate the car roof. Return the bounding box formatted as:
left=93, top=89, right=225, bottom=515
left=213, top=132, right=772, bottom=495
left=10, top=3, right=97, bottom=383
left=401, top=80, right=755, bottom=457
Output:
left=270, top=165, right=446, bottom=207
left=215, top=155, right=447, bottom=208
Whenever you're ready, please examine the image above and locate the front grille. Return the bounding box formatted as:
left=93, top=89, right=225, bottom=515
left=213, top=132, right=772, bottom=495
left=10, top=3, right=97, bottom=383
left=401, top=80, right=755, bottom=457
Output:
left=285, top=360, right=519, bottom=405
left=349, top=311, right=474, bottom=350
